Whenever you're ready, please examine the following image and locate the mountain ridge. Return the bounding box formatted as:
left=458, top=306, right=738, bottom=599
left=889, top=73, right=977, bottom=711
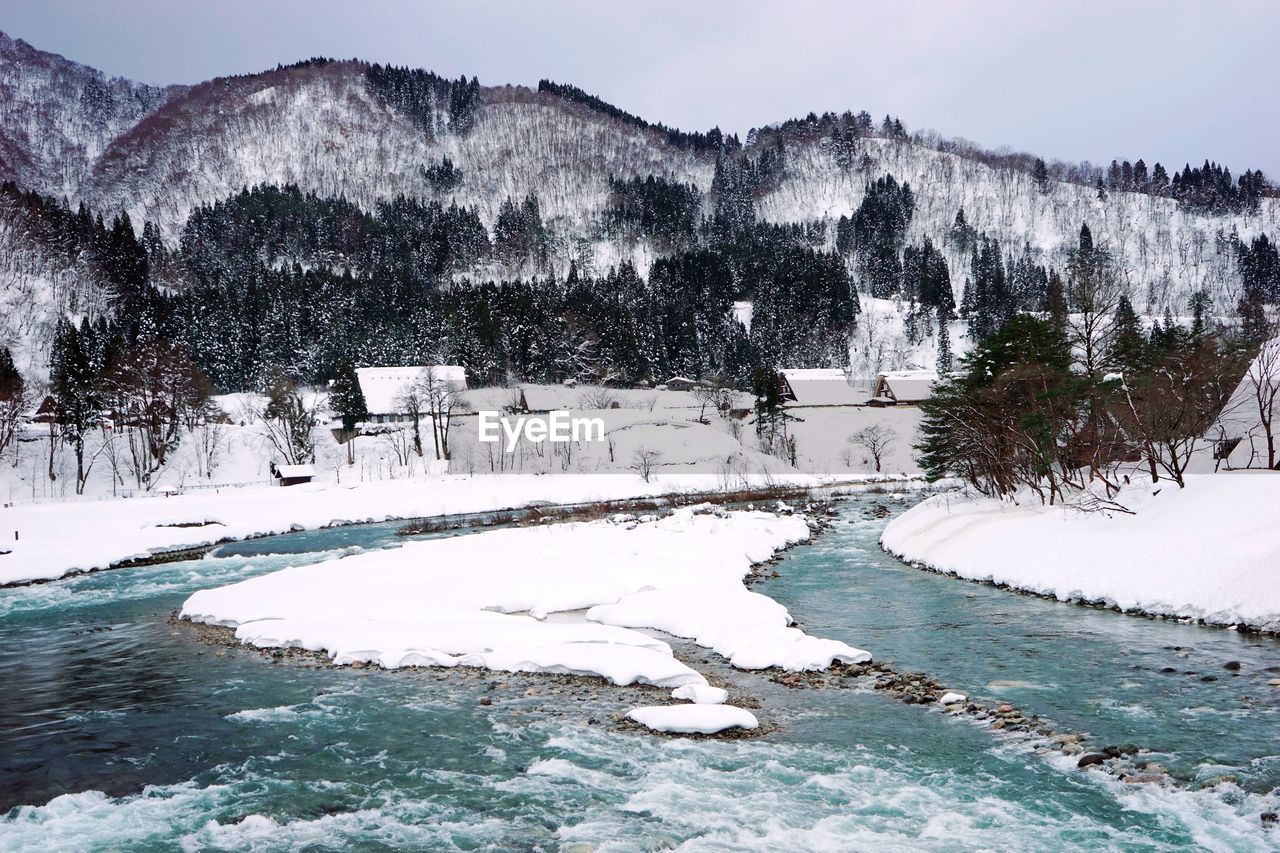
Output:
left=0, top=30, right=1276, bottom=383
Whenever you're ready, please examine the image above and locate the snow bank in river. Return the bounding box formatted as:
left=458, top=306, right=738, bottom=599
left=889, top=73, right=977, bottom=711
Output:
left=881, top=474, right=1280, bottom=631
left=182, top=507, right=872, bottom=686
left=671, top=684, right=727, bottom=704
left=626, top=705, right=759, bottom=734
left=0, top=472, right=831, bottom=586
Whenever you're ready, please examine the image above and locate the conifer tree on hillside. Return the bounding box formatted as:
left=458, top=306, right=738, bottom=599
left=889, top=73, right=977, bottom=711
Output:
left=935, top=315, right=952, bottom=374
left=50, top=318, right=102, bottom=493
left=1033, top=158, right=1051, bottom=193
left=1107, top=294, right=1147, bottom=376
left=328, top=361, right=368, bottom=464
left=0, top=347, right=28, bottom=457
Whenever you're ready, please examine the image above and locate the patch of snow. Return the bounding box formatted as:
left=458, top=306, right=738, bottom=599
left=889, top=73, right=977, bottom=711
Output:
left=671, top=684, right=728, bottom=704
left=626, top=704, right=759, bottom=734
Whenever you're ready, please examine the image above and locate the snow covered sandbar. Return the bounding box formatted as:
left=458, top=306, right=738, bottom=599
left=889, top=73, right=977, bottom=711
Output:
left=182, top=506, right=872, bottom=691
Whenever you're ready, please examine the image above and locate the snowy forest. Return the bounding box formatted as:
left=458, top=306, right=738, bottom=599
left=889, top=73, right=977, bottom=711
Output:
left=1, top=28, right=1279, bottom=495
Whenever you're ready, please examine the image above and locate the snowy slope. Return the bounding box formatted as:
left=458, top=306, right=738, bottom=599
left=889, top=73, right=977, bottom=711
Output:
left=0, top=32, right=182, bottom=198
left=758, top=137, right=1279, bottom=313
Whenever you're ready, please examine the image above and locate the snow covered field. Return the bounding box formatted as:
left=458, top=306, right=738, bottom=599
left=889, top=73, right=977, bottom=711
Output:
left=881, top=473, right=1280, bottom=631
left=180, top=506, right=871, bottom=727
left=0, top=472, right=835, bottom=586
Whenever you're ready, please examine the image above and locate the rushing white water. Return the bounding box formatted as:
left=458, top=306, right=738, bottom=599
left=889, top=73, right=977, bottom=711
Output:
left=2, top=497, right=1278, bottom=850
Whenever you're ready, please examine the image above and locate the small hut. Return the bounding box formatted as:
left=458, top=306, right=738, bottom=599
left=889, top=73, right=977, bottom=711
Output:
left=271, top=463, right=315, bottom=487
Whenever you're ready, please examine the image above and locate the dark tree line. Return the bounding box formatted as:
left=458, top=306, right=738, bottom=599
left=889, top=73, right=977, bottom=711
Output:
left=181, top=185, right=490, bottom=285
left=47, top=316, right=213, bottom=492
left=493, top=194, right=548, bottom=266
left=836, top=174, right=915, bottom=298
left=537, top=80, right=735, bottom=153
left=1237, top=233, right=1280, bottom=344
left=959, top=236, right=1054, bottom=342
left=709, top=144, right=788, bottom=242
left=1101, top=158, right=1267, bottom=214
left=364, top=64, right=480, bottom=135
left=606, top=175, right=701, bottom=248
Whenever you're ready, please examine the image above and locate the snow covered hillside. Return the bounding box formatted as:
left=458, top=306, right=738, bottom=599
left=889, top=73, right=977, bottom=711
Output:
left=880, top=473, right=1280, bottom=632
left=0, top=27, right=1272, bottom=312
left=758, top=136, right=1278, bottom=314
left=0, top=32, right=182, bottom=199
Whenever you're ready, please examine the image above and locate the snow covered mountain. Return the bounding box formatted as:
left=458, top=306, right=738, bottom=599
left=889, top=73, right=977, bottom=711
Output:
left=0, top=31, right=1275, bottom=376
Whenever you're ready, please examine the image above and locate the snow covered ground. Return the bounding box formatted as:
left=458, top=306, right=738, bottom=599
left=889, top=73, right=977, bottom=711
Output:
left=881, top=473, right=1280, bottom=631
left=0, top=472, right=833, bottom=586
left=180, top=506, right=871, bottom=699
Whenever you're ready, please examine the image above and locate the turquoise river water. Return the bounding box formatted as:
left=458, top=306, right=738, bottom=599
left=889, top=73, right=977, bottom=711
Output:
left=1, top=494, right=1278, bottom=850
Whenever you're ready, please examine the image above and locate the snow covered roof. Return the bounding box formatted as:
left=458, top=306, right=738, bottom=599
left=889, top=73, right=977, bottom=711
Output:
left=274, top=464, right=315, bottom=479
left=355, top=366, right=467, bottom=415
left=457, top=387, right=524, bottom=414
left=1206, top=336, right=1280, bottom=469
left=777, top=369, right=870, bottom=407
left=519, top=384, right=734, bottom=413
left=873, top=370, right=937, bottom=404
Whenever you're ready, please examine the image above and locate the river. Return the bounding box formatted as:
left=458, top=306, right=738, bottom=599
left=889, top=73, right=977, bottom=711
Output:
left=1, top=494, right=1277, bottom=850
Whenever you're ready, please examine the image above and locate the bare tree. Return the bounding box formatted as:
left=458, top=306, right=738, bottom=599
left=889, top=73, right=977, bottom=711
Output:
left=692, top=377, right=735, bottom=424
left=424, top=369, right=464, bottom=461
left=849, top=424, right=897, bottom=472
left=579, top=385, right=619, bottom=411
left=192, top=408, right=230, bottom=479
left=1114, top=338, right=1244, bottom=487
left=396, top=382, right=428, bottom=459
left=1066, top=246, right=1125, bottom=485
left=103, top=340, right=211, bottom=491
left=632, top=447, right=662, bottom=483
left=1243, top=336, right=1280, bottom=470
left=260, top=368, right=320, bottom=467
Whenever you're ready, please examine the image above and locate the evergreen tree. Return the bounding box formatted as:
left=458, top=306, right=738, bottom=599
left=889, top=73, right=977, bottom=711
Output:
left=1107, top=295, right=1147, bottom=375
left=1187, top=290, right=1211, bottom=341
left=935, top=314, right=952, bottom=373
left=49, top=318, right=102, bottom=493
left=1032, top=158, right=1051, bottom=193
left=0, top=347, right=26, bottom=456
left=328, top=362, right=368, bottom=433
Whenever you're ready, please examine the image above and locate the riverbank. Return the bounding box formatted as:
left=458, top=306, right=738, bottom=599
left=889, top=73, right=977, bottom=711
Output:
left=881, top=473, right=1280, bottom=633
left=5, top=493, right=1278, bottom=848
left=2, top=472, right=915, bottom=587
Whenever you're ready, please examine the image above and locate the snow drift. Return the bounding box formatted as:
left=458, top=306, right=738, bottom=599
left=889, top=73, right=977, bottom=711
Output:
left=880, top=474, right=1280, bottom=631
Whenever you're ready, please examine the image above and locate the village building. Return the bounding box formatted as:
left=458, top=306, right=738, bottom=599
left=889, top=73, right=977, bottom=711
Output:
left=777, top=369, right=871, bottom=409
left=270, top=462, right=316, bottom=487
left=353, top=366, right=467, bottom=426
left=868, top=370, right=938, bottom=407
left=1198, top=336, right=1280, bottom=471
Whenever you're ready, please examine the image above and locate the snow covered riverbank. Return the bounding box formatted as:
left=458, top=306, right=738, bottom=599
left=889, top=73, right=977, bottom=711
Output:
left=181, top=506, right=871, bottom=701
left=0, top=472, right=845, bottom=586
left=881, top=473, right=1280, bottom=632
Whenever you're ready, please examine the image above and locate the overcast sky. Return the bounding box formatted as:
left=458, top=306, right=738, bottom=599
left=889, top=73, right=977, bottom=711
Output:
left=6, top=0, right=1279, bottom=175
